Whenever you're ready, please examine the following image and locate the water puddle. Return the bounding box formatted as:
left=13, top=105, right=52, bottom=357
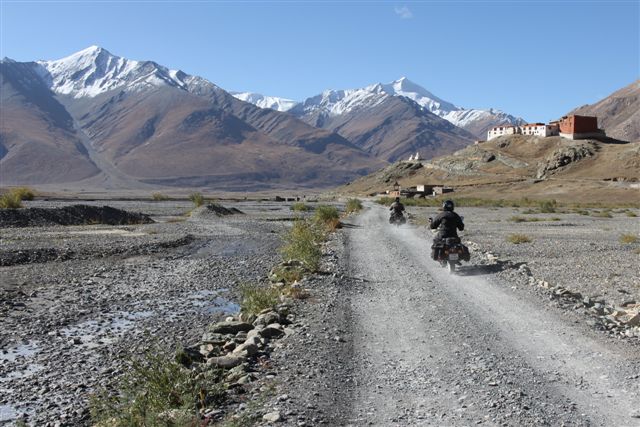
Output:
left=0, top=364, right=44, bottom=383
left=189, top=289, right=239, bottom=314
left=0, top=341, right=39, bottom=363
left=60, top=311, right=154, bottom=347
left=0, top=404, right=17, bottom=422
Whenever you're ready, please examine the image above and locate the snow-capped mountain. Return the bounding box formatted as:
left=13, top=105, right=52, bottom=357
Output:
left=379, top=77, right=458, bottom=116
left=2, top=46, right=383, bottom=189
left=35, top=45, right=222, bottom=99
left=295, top=77, right=525, bottom=138
left=237, top=77, right=525, bottom=138
left=231, top=92, right=297, bottom=112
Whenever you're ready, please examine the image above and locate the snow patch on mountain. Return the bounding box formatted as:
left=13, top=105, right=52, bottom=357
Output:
left=231, top=92, right=297, bottom=112
left=300, top=85, right=392, bottom=117
left=293, top=77, right=525, bottom=134
left=37, top=46, right=190, bottom=98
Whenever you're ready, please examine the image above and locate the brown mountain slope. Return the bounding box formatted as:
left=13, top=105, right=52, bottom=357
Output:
left=296, top=96, right=476, bottom=162
left=57, top=86, right=384, bottom=189
left=340, top=135, right=640, bottom=204
left=0, top=61, right=99, bottom=184
left=571, top=81, right=640, bottom=142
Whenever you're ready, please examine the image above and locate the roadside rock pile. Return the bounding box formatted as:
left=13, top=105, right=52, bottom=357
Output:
left=179, top=305, right=294, bottom=421
left=489, top=251, right=640, bottom=339
left=0, top=205, right=153, bottom=227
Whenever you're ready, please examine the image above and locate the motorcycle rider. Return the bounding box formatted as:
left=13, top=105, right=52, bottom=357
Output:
left=390, top=197, right=405, bottom=216
left=429, top=199, right=464, bottom=260
left=389, top=197, right=406, bottom=224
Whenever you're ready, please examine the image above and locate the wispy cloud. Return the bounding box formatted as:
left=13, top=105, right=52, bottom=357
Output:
left=394, top=5, right=413, bottom=19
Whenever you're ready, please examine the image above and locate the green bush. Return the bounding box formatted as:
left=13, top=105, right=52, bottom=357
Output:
left=189, top=192, right=205, bottom=207
left=538, top=200, right=557, bottom=213
left=151, top=192, right=170, bottom=201
left=11, top=187, right=36, bottom=201
left=0, top=193, right=22, bottom=209
left=271, top=264, right=305, bottom=284
left=314, top=205, right=340, bottom=230
left=90, top=349, right=225, bottom=426
left=506, top=233, right=532, bottom=244
left=290, top=202, right=309, bottom=212
left=239, top=283, right=280, bottom=315
left=281, top=220, right=323, bottom=271
left=620, top=234, right=638, bottom=244
left=345, top=198, right=363, bottom=214
left=625, top=210, right=638, bottom=217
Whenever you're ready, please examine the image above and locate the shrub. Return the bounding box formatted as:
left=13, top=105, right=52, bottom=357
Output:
left=0, top=193, right=22, bottom=209
left=625, top=210, right=638, bottom=217
left=189, top=192, right=204, bottom=207
left=538, top=200, right=557, bottom=213
left=314, top=205, right=340, bottom=230
left=90, top=348, right=225, bottom=425
left=151, top=192, right=170, bottom=201
left=11, top=187, right=36, bottom=201
left=271, top=264, right=305, bottom=284
left=239, top=283, right=280, bottom=315
left=506, top=233, right=532, bottom=244
left=620, top=234, right=638, bottom=244
left=281, top=220, right=323, bottom=271
left=345, top=198, right=363, bottom=214
left=290, top=202, right=309, bottom=212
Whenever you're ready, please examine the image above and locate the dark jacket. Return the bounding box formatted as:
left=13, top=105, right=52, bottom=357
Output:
left=430, top=210, right=464, bottom=239
left=390, top=202, right=405, bottom=214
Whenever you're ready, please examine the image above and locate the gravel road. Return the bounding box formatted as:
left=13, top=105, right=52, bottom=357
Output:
left=271, top=203, right=639, bottom=426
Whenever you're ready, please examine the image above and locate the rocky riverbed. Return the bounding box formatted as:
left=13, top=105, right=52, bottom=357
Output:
left=0, top=199, right=305, bottom=425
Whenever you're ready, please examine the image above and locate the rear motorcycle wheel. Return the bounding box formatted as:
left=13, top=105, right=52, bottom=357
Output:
left=447, top=260, right=456, bottom=274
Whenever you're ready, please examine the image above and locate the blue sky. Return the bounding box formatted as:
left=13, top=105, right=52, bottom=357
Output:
left=1, top=1, right=638, bottom=121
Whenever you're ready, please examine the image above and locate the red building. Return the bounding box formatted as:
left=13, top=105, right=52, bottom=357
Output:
left=554, top=115, right=604, bottom=140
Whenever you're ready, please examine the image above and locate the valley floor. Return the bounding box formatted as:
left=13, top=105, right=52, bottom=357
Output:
left=0, top=200, right=638, bottom=426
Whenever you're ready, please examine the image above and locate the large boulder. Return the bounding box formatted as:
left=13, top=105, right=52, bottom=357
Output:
left=209, top=321, right=254, bottom=335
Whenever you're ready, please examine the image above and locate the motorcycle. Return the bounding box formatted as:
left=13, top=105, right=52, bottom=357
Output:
left=432, top=236, right=470, bottom=273
left=389, top=211, right=406, bottom=226
left=429, top=216, right=470, bottom=273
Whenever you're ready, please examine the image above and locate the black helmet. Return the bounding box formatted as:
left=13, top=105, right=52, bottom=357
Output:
left=443, top=199, right=454, bottom=211
left=395, top=197, right=400, bottom=202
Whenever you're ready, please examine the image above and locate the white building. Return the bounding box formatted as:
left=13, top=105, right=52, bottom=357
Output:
left=487, top=125, right=520, bottom=141
left=521, top=123, right=559, bottom=137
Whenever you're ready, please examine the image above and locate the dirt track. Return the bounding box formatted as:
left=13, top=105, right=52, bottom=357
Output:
left=273, top=204, right=640, bottom=426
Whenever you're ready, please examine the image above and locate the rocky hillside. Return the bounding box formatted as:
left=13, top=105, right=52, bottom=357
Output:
left=341, top=135, right=640, bottom=204
left=571, top=80, right=639, bottom=143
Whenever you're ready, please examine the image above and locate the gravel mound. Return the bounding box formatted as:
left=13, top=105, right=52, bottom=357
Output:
left=191, top=203, right=244, bottom=218
left=0, top=205, right=153, bottom=227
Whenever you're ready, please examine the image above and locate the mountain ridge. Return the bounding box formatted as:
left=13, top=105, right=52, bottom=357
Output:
left=0, top=47, right=385, bottom=190
left=232, top=77, right=526, bottom=139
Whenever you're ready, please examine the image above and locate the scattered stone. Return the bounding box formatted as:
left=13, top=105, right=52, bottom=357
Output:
left=260, top=324, right=285, bottom=339
left=626, top=313, right=640, bottom=327
left=263, top=411, right=282, bottom=423
left=232, top=342, right=258, bottom=357
left=254, top=312, right=281, bottom=327
left=207, top=356, right=245, bottom=369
